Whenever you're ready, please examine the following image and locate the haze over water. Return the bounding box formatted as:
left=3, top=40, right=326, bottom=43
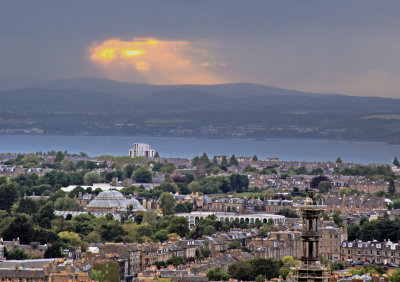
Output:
left=0, top=135, right=399, bottom=164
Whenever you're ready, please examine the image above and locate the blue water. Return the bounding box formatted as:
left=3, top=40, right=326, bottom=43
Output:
left=0, top=135, right=399, bottom=164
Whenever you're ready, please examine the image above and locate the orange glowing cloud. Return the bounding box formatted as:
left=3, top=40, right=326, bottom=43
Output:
left=89, top=38, right=225, bottom=84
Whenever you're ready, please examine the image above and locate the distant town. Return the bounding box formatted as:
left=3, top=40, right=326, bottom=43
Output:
left=0, top=143, right=399, bottom=281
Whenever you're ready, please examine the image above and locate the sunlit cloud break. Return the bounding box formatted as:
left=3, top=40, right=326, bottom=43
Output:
left=89, top=38, right=225, bottom=84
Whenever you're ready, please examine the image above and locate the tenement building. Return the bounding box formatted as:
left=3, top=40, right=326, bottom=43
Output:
left=341, top=239, right=400, bottom=265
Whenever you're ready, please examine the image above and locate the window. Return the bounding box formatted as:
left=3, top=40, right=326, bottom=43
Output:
left=348, top=250, right=351, bottom=254
left=376, top=251, right=380, bottom=256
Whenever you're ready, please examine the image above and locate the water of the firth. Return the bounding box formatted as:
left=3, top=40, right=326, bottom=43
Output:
left=0, top=135, right=399, bottom=164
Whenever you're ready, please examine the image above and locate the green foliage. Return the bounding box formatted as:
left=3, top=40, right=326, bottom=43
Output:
left=91, top=270, right=105, bottom=282
left=359, top=218, right=400, bottom=242
left=93, top=262, right=120, bottom=282
left=330, top=261, right=345, bottom=271
left=58, top=231, right=82, bottom=246
left=255, top=274, right=266, bottom=282
left=390, top=268, right=400, bottom=282
left=228, top=240, right=242, bottom=250
left=341, top=165, right=394, bottom=178
left=0, top=183, right=19, bottom=212
left=5, top=248, right=28, bottom=260
left=207, top=267, right=230, bottom=281
left=228, top=258, right=280, bottom=281
left=160, top=192, right=176, bottom=215
left=14, top=197, right=39, bottom=214
left=2, top=215, right=35, bottom=244
left=347, top=223, right=360, bottom=241
left=388, top=179, right=396, bottom=195
left=310, top=176, right=329, bottom=189
left=99, top=220, right=126, bottom=242
left=84, top=172, right=103, bottom=185
left=166, top=255, right=186, bottom=266
left=132, top=167, right=152, bottom=183
left=168, top=216, right=189, bottom=238
left=54, top=151, right=65, bottom=162
left=244, top=165, right=258, bottom=173
left=54, top=197, right=82, bottom=211
left=332, top=212, right=344, bottom=228
left=229, top=174, right=249, bottom=193
left=229, top=155, right=239, bottom=167
left=318, top=180, right=331, bottom=193
left=277, top=208, right=298, bottom=218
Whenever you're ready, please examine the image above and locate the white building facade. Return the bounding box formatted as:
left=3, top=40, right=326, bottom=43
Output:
left=129, top=143, right=155, bottom=158
left=176, top=211, right=285, bottom=229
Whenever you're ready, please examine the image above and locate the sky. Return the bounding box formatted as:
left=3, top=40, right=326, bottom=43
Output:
left=1, top=1, right=400, bottom=97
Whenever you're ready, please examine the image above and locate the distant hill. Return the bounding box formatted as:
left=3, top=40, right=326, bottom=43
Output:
left=1, top=77, right=400, bottom=141
left=0, top=88, right=133, bottom=112
left=1, top=81, right=400, bottom=114
left=0, top=77, right=338, bottom=100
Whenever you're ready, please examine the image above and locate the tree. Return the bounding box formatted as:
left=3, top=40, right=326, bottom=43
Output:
left=252, top=155, right=258, bottom=161
left=255, top=275, right=266, bottom=282
left=221, top=156, right=229, bottom=167
left=168, top=216, right=189, bottom=237
left=159, top=192, right=176, bottom=215
left=203, top=225, right=216, bottom=236
left=58, top=231, right=82, bottom=246
left=124, top=164, right=136, bottom=179
left=394, top=157, right=400, bottom=167
left=318, top=180, right=331, bottom=193
left=15, top=198, right=38, bottom=214
left=84, top=172, right=102, bottom=185
left=332, top=212, right=344, bottom=228
left=166, top=255, right=186, bottom=266
left=37, top=202, right=55, bottom=229
left=44, top=242, right=63, bottom=258
left=336, top=157, right=343, bottom=164
left=0, top=183, right=19, bottom=212
left=54, top=151, right=65, bottom=162
left=207, top=267, right=230, bottom=281
left=228, top=240, right=242, bottom=250
left=154, top=152, right=160, bottom=158
left=330, top=261, right=345, bottom=271
left=390, top=268, right=400, bottom=282
left=55, top=197, right=82, bottom=211
left=2, top=215, right=35, bottom=244
left=347, top=223, right=360, bottom=241
left=277, top=208, right=299, bottom=218
left=6, top=248, right=28, bottom=260
left=99, top=221, right=126, bottom=242
left=93, top=262, right=120, bottom=282
left=132, top=167, right=152, bottom=183
left=388, top=179, right=396, bottom=195
left=91, top=270, right=105, bottom=282
left=310, top=176, right=329, bottom=189
left=229, top=174, right=249, bottom=193
left=229, top=155, right=239, bottom=166
left=228, top=258, right=280, bottom=281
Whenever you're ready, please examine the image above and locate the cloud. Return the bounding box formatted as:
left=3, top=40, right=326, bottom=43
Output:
left=89, top=38, right=225, bottom=84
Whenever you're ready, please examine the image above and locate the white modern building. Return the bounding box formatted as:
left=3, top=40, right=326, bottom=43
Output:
left=176, top=211, right=285, bottom=229
left=129, top=143, right=155, bottom=158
